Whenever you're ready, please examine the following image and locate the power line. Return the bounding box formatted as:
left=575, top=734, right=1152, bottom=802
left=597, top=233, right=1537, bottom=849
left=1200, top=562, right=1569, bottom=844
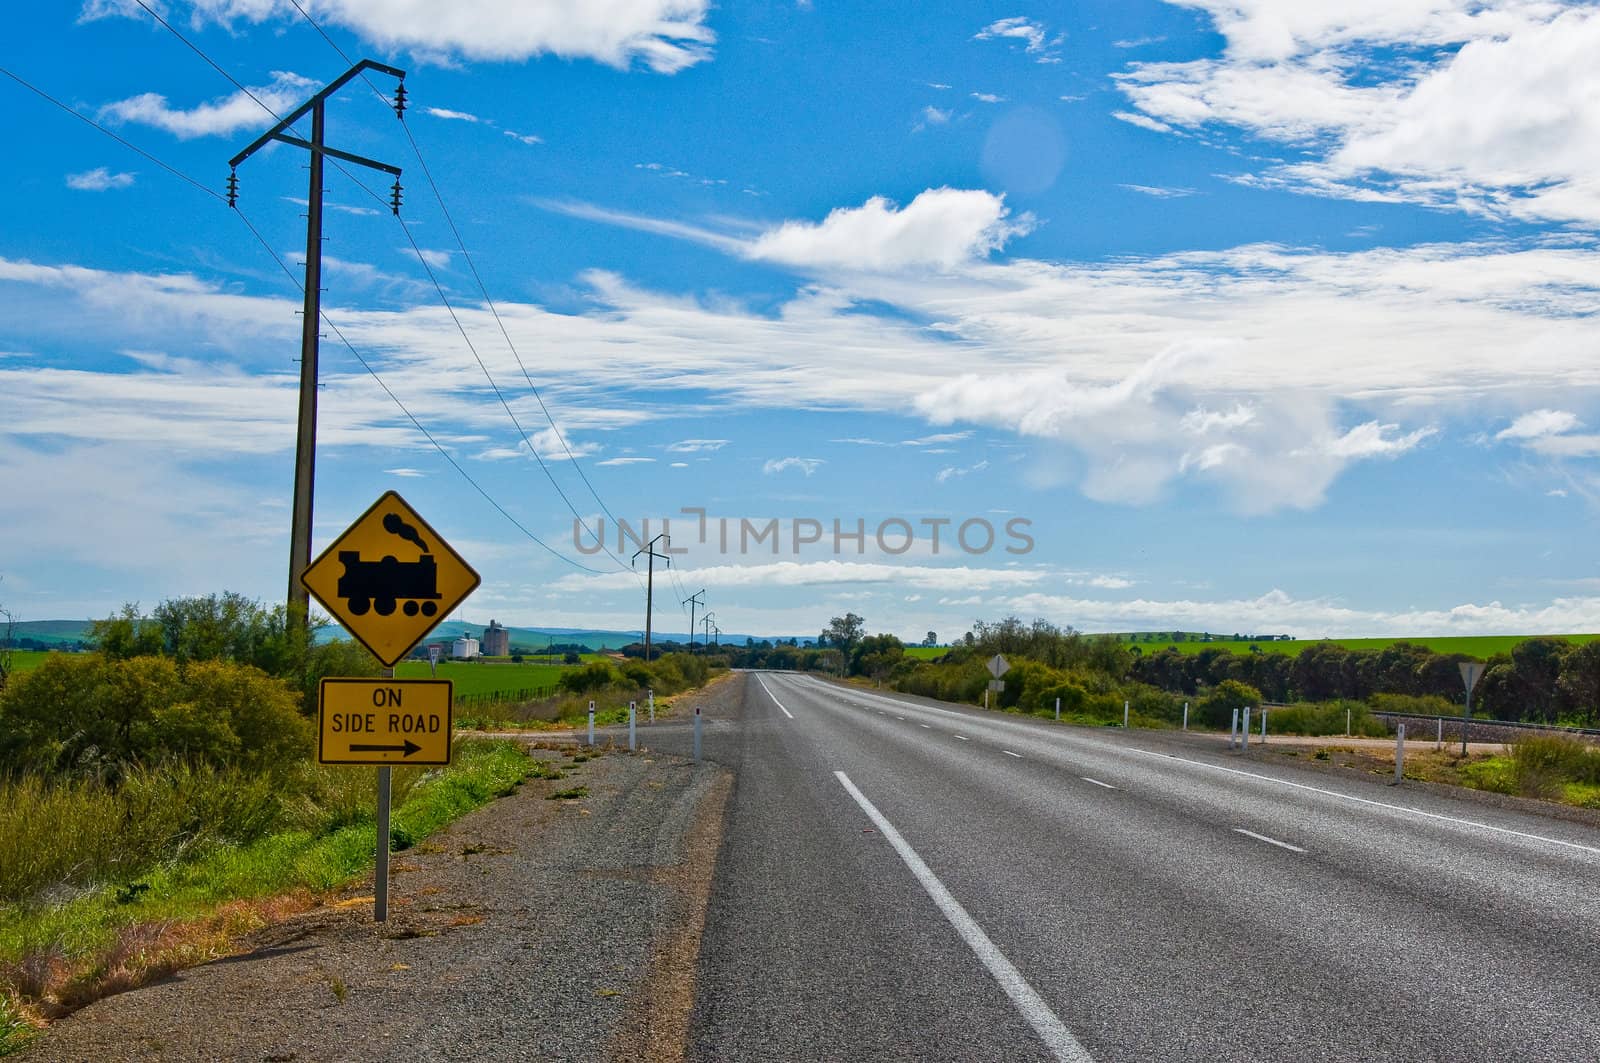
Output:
left=0, top=62, right=602, bottom=574
left=285, top=0, right=627, bottom=532
left=124, top=3, right=638, bottom=581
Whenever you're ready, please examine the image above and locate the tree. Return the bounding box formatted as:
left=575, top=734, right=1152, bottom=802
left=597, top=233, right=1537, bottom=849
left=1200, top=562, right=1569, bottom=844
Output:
left=819, top=613, right=866, bottom=673
left=1558, top=642, right=1600, bottom=725
left=852, top=633, right=905, bottom=683
left=924, top=631, right=938, bottom=647
left=0, top=579, right=13, bottom=691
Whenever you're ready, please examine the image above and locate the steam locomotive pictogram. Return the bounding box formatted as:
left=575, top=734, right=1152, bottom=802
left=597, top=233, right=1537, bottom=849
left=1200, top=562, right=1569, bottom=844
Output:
left=335, top=512, right=442, bottom=618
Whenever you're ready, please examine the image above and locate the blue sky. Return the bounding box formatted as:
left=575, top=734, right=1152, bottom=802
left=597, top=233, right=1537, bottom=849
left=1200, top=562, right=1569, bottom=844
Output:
left=4, top=0, right=1600, bottom=642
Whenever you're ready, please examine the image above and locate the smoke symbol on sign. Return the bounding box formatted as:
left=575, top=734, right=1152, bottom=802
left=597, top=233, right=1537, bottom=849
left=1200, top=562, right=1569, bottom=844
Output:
left=383, top=512, right=430, bottom=554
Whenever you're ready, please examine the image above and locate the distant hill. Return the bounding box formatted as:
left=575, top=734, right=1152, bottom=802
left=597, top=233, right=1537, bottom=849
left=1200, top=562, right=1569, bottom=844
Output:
left=4, top=618, right=801, bottom=653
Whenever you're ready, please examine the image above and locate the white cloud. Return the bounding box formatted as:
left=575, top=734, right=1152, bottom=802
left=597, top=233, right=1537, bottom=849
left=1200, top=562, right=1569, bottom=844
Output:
left=385, top=467, right=425, bottom=477
left=66, top=167, right=135, bottom=191
left=747, top=188, right=1033, bottom=272
left=10, top=228, right=1600, bottom=514
left=762, top=456, right=825, bottom=476
left=1122, top=184, right=1196, bottom=198
left=99, top=71, right=317, bottom=139
left=1497, top=409, right=1580, bottom=441
left=1115, top=2, right=1600, bottom=225
left=971, top=92, right=1006, bottom=104
left=973, top=16, right=1062, bottom=61
left=915, top=105, right=953, bottom=130
left=425, top=107, right=480, bottom=122
left=504, top=130, right=544, bottom=145
left=1001, top=586, right=1600, bottom=640
left=414, top=248, right=452, bottom=271
left=1113, top=110, right=1174, bottom=134
left=135, top=0, right=716, bottom=74
left=596, top=456, right=655, bottom=466
left=666, top=438, right=729, bottom=453
left=556, top=559, right=1052, bottom=593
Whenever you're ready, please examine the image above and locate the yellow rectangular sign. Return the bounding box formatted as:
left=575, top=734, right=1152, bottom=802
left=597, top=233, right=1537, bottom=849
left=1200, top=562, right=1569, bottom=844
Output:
left=317, top=678, right=453, bottom=766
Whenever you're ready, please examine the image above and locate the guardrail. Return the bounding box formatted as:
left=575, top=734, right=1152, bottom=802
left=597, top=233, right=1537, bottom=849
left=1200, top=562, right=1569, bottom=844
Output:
left=1368, top=711, right=1600, bottom=743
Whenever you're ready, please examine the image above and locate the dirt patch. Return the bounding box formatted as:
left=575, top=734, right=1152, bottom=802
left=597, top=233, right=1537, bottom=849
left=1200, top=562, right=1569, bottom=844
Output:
left=24, top=746, right=732, bottom=1063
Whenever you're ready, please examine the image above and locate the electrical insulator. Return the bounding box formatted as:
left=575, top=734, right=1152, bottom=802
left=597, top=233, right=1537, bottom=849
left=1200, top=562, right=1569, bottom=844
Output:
left=393, top=80, right=408, bottom=120
left=390, top=178, right=403, bottom=216
left=226, top=169, right=239, bottom=208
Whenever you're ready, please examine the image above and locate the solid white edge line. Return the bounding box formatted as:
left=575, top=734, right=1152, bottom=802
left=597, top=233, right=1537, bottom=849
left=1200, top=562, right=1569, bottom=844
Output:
left=1080, top=777, right=1117, bottom=790
left=833, top=771, right=1095, bottom=1063
left=921, top=724, right=932, bottom=729
left=954, top=735, right=969, bottom=741
left=1129, top=748, right=1600, bottom=858
left=1003, top=750, right=1023, bottom=758
left=754, top=673, right=795, bottom=719
left=1233, top=828, right=1307, bottom=853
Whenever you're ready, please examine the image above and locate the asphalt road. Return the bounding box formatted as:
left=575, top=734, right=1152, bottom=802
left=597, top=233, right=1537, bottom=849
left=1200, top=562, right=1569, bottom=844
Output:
left=659, top=671, right=1600, bottom=1063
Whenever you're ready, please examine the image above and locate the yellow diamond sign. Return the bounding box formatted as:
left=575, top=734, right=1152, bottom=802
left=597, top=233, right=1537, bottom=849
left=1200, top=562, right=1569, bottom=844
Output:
left=301, top=491, right=480, bottom=666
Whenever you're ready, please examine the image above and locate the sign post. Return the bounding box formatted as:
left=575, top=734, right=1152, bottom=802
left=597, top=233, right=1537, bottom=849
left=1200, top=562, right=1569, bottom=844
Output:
left=301, top=491, right=479, bottom=923
left=1459, top=661, right=1486, bottom=757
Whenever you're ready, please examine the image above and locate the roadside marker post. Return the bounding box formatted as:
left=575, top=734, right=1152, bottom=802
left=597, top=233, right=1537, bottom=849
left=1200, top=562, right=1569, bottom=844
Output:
left=1437, top=717, right=1443, bottom=751
left=588, top=701, right=596, bottom=746
left=629, top=701, right=637, bottom=751
left=1242, top=707, right=1251, bottom=751
left=1346, top=706, right=1351, bottom=737
left=1230, top=708, right=1240, bottom=750
left=1123, top=700, right=1129, bottom=728
left=1395, top=724, right=1406, bottom=785
left=1459, top=662, right=1486, bottom=757
left=1054, top=696, right=1060, bottom=722
left=648, top=688, right=655, bottom=723
left=1260, top=709, right=1267, bottom=744
left=694, top=704, right=702, bottom=762
left=1182, top=701, right=1188, bottom=731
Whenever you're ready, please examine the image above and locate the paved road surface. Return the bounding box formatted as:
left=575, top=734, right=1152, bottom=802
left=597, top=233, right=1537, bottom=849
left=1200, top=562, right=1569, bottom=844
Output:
left=655, top=671, right=1600, bottom=1062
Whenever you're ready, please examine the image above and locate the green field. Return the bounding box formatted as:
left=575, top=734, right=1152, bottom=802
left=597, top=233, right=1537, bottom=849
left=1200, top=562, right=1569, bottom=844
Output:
left=394, top=659, right=569, bottom=696
left=4, top=650, right=54, bottom=674
left=905, top=646, right=948, bottom=660
left=1136, top=634, right=1600, bottom=658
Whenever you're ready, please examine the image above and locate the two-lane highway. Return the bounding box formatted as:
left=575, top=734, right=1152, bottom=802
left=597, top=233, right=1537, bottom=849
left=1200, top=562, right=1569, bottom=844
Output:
left=683, top=671, right=1600, bottom=1062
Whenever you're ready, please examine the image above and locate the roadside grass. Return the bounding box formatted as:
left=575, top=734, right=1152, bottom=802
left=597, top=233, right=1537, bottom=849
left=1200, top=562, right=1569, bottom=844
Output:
left=903, top=647, right=947, bottom=661
left=0, top=738, right=531, bottom=1051
left=1274, top=732, right=1600, bottom=810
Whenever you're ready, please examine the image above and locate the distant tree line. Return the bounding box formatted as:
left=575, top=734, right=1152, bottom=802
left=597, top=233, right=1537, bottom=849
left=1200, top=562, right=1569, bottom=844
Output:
left=727, top=611, right=1600, bottom=728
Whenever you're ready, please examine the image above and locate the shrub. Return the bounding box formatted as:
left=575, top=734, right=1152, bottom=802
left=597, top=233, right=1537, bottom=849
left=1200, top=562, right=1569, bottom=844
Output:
left=1510, top=734, right=1600, bottom=796
left=1197, top=679, right=1262, bottom=728
left=0, top=655, right=310, bottom=778
left=558, top=660, right=621, bottom=694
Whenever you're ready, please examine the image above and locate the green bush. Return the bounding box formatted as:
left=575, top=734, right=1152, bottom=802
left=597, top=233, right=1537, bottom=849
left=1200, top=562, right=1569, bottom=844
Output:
left=558, top=660, right=621, bottom=694
left=1510, top=734, right=1600, bottom=795
left=1264, top=700, right=1387, bottom=737
left=1370, top=693, right=1457, bottom=717
left=0, top=655, right=310, bottom=778
left=1196, top=679, right=1262, bottom=728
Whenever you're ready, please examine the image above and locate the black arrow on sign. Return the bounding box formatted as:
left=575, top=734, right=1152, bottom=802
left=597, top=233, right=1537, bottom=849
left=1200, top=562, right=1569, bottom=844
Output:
left=349, top=740, right=422, bottom=756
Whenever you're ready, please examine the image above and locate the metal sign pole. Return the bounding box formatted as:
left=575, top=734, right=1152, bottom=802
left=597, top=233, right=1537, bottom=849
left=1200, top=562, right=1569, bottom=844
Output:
left=375, top=662, right=394, bottom=922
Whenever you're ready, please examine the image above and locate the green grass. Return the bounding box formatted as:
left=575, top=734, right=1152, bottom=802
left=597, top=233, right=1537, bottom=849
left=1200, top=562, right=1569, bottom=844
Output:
left=394, top=659, right=567, bottom=696
left=904, top=646, right=948, bottom=660
left=1137, top=634, right=1600, bottom=658
left=0, top=739, right=531, bottom=1051
left=2, top=651, right=53, bottom=676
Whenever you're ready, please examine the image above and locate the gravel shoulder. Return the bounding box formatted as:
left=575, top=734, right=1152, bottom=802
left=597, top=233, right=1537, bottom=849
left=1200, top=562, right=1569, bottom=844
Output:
left=25, top=680, right=740, bottom=1063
